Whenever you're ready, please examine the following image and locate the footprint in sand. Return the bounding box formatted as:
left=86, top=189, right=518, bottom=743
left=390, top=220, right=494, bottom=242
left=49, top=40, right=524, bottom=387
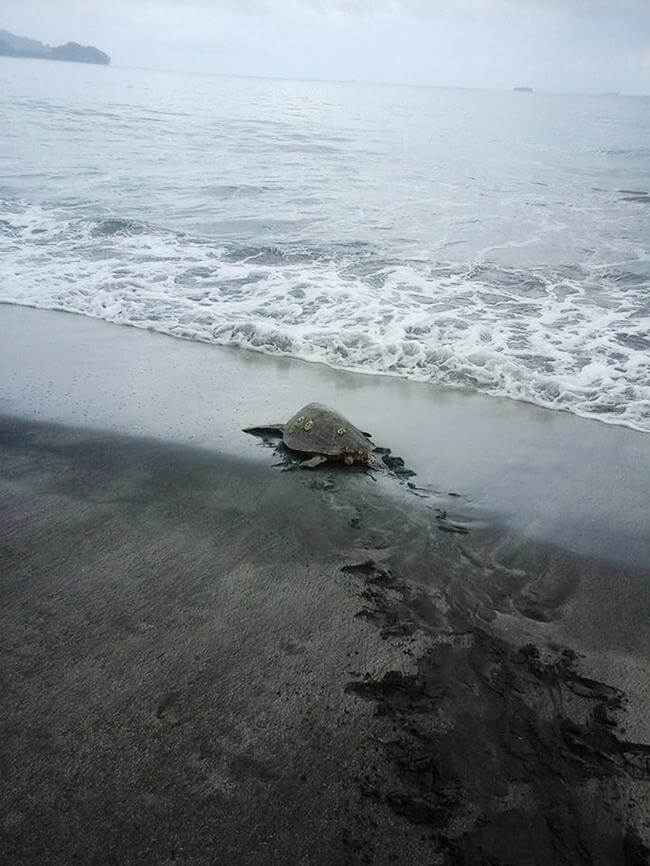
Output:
left=156, top=691, right=183, bottom=726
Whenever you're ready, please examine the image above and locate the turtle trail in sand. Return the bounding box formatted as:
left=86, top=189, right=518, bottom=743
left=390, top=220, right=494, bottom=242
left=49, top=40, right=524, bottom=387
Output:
left=244, top=404, right=475, bottom=534
left=244, top=403, right=377, bottom=469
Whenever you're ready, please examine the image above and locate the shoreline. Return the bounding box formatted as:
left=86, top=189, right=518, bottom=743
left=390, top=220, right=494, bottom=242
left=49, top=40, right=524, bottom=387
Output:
left=4, top=299, right=648, bottom=437
left=1, top=414, right=648, bottom=863
left=1, top=304, right=649, bottom=569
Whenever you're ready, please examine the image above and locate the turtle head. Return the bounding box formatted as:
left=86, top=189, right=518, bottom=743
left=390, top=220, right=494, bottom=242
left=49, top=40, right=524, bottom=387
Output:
left=342, top=450, right=375, bottom=468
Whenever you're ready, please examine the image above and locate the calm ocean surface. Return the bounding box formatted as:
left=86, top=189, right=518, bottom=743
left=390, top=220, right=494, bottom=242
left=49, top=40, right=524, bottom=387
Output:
left=1, top=58, right=649, bottom=431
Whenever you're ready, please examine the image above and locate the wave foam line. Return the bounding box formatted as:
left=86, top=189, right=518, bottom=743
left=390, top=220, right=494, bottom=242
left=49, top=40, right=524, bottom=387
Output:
left=1, top=201, right=649, bottom=433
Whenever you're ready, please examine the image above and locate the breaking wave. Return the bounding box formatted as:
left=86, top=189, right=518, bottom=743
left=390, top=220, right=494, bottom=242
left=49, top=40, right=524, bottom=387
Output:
left=1, top=200, right=649, bottom=432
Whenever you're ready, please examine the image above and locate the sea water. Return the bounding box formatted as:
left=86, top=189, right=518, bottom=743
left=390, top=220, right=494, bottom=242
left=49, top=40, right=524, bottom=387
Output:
left=1, top=59, right=649, bottom=431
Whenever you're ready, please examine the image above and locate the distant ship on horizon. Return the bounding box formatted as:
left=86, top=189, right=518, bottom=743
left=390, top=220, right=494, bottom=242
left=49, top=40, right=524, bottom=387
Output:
left=513, top=86, right=534, bottom=92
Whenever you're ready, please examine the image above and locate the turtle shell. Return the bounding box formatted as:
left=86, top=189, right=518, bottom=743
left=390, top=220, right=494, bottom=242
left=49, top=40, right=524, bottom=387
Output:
left=282, top=403, right=373, bottom=457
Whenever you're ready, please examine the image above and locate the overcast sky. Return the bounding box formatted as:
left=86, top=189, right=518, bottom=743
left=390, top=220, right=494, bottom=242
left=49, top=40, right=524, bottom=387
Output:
left=3, top=0, right=650, bottom=93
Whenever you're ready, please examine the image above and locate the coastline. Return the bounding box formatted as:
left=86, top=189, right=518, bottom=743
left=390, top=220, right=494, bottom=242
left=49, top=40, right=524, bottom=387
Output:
left=1, top=303, right=648, bottom=566
left=1, top=306, right=649, bottom=863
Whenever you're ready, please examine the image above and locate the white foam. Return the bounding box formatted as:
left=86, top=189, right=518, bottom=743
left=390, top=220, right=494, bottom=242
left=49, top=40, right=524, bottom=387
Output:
left=1, top=200, right=649, bottom=433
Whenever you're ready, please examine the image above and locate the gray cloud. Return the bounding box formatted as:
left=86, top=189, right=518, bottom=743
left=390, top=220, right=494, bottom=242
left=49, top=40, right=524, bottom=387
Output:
left=3, top=0, right=649, bottom=92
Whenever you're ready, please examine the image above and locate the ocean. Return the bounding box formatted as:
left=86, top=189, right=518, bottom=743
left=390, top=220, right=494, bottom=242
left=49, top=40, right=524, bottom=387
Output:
left=1, top=58, right=649, bottom=431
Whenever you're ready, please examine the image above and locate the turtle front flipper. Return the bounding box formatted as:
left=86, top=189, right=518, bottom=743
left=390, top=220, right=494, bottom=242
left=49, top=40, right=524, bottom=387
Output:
left=300, top=454, right=329, bottom=469
left=243, top=424, right=285, bottom=437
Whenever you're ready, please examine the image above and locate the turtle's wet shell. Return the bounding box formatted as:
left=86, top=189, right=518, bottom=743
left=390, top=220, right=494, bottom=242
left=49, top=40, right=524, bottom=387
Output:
left=283, top=403, right=373, bottom=457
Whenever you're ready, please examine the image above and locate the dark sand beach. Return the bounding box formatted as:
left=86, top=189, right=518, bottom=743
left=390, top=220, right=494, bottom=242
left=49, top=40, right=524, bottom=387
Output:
left=1, top=306, right=649, bottom=864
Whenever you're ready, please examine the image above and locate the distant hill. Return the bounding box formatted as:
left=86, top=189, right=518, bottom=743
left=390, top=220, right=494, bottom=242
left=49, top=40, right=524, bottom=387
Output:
left=0, top=29, right=110, bottom=65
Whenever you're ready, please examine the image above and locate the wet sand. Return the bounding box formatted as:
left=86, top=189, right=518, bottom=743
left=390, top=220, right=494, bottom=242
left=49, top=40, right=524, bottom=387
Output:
left=1, top=306, right=649, bottom=864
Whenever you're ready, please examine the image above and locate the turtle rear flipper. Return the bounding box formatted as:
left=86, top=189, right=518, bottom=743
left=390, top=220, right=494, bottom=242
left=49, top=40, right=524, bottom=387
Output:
left=300, top=455, right=329, bottom=469
left=243, top=424, right=285, bottom=437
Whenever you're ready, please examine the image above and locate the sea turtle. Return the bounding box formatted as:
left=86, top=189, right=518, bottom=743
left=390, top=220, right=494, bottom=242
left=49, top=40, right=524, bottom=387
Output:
left=243, top=403, right=376, bottom=469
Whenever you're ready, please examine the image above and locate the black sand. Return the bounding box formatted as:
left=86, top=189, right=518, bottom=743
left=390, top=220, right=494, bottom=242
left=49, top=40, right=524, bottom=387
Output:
left=1, top=415, right=648, bottom=865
